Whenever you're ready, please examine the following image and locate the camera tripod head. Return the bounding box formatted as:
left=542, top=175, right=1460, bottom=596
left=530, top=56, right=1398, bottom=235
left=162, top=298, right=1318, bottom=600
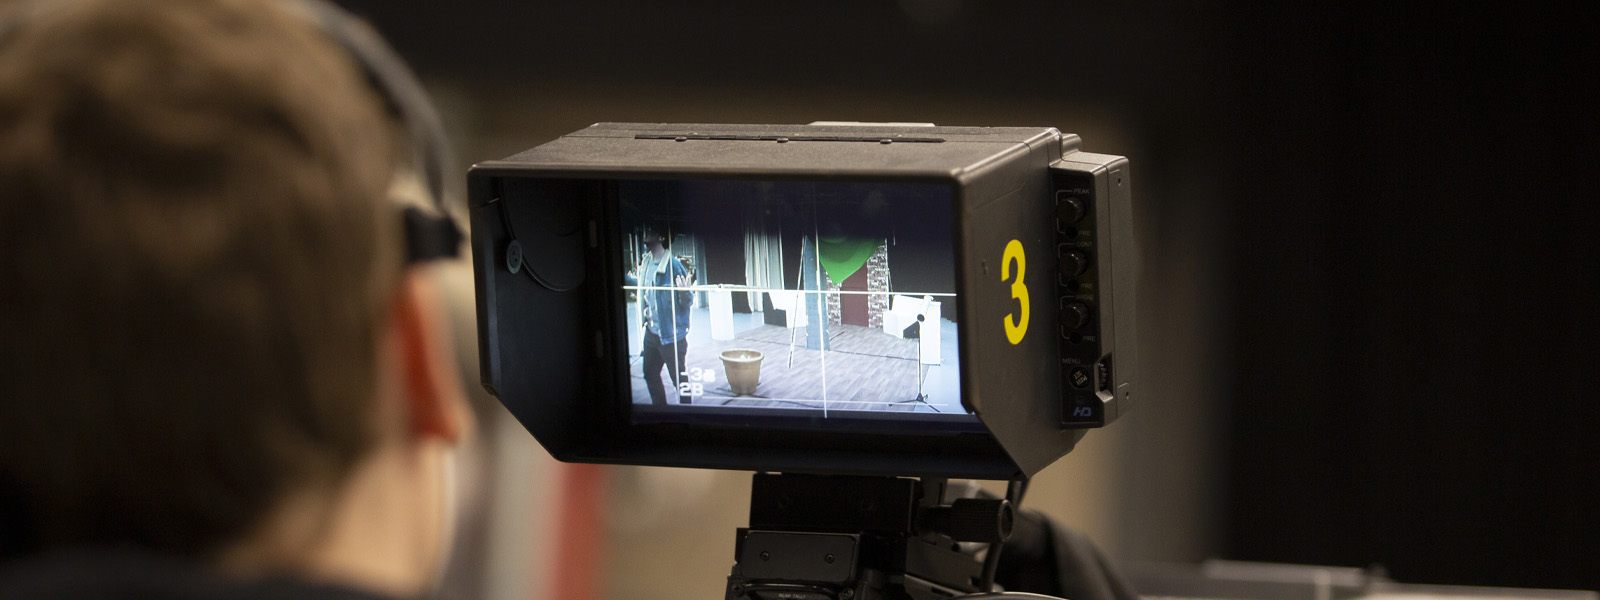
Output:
left=729, top=473, right=1027, bottom=600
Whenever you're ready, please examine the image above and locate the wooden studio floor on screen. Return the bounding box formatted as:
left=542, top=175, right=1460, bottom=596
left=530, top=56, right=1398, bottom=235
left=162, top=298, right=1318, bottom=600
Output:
left=627, top=306, right=961, bottom=414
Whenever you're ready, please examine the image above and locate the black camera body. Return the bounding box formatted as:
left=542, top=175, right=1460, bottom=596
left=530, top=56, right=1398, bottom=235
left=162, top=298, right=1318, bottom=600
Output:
left=468, top=123, right=1136, bottom=480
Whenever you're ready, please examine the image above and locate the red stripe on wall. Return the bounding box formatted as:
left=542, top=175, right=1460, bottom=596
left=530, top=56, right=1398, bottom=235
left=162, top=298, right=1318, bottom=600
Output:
left=550, top=463, right=606, bottom=600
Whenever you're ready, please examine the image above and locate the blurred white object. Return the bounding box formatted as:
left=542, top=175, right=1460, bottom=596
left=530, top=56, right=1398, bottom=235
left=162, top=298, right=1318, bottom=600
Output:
left=765, top=290, right=808, bottom=328
left=882, top=294, right=940, bottom=365
left=708, top=286, right=735, bottom=341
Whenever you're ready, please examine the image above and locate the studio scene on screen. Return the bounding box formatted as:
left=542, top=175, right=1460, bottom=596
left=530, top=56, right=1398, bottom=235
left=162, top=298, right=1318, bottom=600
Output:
left=619, top=179, right=964, bottom=417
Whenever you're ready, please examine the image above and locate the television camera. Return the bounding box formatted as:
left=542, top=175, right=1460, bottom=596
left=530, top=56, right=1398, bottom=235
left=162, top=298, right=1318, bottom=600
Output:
left=468, top=122, right=1138, bottom=600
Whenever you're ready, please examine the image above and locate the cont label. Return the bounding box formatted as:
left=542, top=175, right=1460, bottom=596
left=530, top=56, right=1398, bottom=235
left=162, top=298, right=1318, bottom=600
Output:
left=1002, top=239, right=1028, bottom=344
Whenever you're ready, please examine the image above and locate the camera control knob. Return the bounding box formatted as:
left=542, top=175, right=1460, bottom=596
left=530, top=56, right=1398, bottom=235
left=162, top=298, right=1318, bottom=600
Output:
left=1058, top=250, right=1089, bottom=279
left=1061, top=302, right=1091, bottom=332
left=1056, top=194, right=1086, bottom=224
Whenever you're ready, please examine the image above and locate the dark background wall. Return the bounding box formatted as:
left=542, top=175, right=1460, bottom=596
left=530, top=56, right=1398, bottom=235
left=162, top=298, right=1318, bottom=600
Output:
left=1218, top=6, right=1597, bottom=589
left=337, top=0, right=1598, bottom=591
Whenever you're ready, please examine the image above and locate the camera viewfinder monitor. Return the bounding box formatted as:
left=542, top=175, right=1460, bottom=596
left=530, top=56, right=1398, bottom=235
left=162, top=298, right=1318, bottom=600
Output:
left=469, top=123, right=1136, bottom=480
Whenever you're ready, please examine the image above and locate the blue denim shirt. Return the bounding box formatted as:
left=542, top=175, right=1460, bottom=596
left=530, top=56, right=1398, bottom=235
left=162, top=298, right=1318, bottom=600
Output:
left=625, top=253, right=692, bottom=345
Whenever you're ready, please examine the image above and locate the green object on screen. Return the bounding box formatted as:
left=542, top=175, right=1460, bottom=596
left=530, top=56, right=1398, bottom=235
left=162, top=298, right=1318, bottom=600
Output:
left=816, top=235, right=881, bottom=284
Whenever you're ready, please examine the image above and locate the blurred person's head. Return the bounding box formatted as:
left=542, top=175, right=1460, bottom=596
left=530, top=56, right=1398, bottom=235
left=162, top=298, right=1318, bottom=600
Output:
left=641, top=223, right=669, bottom=251
left=0, top=0, right=470, bottom=595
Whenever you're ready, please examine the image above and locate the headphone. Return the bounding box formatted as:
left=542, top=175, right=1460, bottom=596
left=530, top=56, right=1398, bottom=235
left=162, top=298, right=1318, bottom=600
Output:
left=0, top=0, right=463, bottom=263
left=291, top=0, right=462, bottom=263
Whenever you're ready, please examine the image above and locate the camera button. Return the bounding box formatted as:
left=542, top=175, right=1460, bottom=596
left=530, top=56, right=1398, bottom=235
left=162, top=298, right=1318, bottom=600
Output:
left=1069, top=367, right=1091, bottom=389
left=1060, top=302, right=1091, bottom=332
left=1058, top=249, right=1089, bottom=279
left=1055, top=191, right=1086, bottom=224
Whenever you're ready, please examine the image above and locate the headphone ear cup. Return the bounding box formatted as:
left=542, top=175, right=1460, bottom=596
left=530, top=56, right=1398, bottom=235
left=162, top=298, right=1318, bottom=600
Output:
left=402, top=206, right=463, bottom=264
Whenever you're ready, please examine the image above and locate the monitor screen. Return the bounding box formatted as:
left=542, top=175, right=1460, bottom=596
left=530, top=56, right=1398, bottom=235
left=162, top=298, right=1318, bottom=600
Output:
left=618, top=179, right=975, bottom=427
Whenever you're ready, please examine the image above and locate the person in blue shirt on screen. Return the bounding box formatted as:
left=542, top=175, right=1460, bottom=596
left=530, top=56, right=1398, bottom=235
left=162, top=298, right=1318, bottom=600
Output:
left=626, top=224, right=695, bottom=405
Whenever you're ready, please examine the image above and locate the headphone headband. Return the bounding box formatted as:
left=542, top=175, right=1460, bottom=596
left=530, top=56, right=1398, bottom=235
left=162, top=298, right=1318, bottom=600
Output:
left=290, top=0, right=454, bottom=211
left=289, top=0, right=462, bottom=262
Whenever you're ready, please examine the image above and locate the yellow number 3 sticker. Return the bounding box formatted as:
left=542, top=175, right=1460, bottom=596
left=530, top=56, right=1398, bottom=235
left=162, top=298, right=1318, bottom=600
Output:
left=1002, top=239, right=1028, bottom=344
